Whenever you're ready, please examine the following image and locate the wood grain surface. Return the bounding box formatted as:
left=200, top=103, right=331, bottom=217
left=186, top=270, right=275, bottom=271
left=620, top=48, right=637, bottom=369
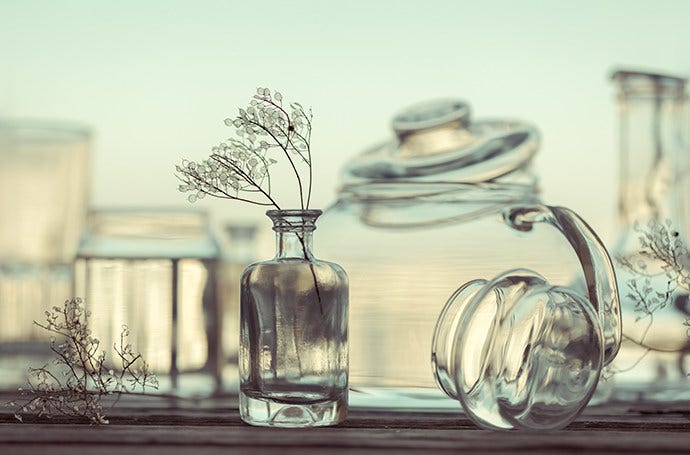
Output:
left=1, top=393, right=689, bottom=454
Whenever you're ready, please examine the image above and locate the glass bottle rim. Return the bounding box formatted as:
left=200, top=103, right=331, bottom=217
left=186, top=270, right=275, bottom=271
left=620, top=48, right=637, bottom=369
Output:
left=266, top=209, right=323, bottom=217
left=266, top=209, right=322, bottom=232
left=611, top=68, right=687, bottom=98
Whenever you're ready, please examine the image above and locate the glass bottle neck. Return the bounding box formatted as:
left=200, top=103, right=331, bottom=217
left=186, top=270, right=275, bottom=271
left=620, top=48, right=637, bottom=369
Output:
left=275, top=231, right=314, bottom=260
left=266, top=209, right=321, bottom=260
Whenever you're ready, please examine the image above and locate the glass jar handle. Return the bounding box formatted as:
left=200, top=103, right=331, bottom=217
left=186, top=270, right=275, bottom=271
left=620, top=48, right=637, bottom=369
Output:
left=504, top=205, right=622, bottom=364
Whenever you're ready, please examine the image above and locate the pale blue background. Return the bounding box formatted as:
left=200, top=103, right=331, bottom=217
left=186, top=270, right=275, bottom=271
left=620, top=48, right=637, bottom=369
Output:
left=2, top=0, right=690, bottom=248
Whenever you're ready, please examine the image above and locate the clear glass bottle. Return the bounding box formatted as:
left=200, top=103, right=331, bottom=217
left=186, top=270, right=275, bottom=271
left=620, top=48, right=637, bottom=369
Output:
left=239, top=209, right=349, bottom=427
left=608, top=69, right=690, bottom=401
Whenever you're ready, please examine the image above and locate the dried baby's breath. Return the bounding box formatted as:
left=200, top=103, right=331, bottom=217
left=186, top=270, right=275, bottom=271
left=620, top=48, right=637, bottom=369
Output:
left=616, top=219, right=690, bottom=362
left=618, top=220, right=690, bottom=322
left=10, top=298, right=158, bottom=425
left=175, top=87, right=314, bottom=210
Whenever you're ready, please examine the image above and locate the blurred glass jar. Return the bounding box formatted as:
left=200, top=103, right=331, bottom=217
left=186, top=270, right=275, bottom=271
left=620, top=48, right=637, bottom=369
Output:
left=73, top=208, right=221, bottom=397
left=318, top=99, right=621, bottom=409
left=0, top=120, right=90, bottom=389
left=608, top=70, right=690, bottom=401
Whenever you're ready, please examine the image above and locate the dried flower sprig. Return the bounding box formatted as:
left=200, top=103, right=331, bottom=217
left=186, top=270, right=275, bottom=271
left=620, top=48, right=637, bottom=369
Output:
left=176, top=87, right=314, bottom=210
left=175, top=88, right=324, bottom=318
left=618, top=220, right=690, bottom=322
left=9, top=298, right=158, bottom=425
left=615, top=219, right=690, bottom=365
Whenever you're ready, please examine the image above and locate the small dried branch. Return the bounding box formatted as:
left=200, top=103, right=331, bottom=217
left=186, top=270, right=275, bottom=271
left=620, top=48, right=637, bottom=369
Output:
left=616, top=219, right=690, bottom=345
left=8, top=298, right=158, bottom=425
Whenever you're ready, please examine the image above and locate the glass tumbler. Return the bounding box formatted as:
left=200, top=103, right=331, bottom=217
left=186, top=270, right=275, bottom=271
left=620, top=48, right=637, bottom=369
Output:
left=0, top=120, right=90, bottom=389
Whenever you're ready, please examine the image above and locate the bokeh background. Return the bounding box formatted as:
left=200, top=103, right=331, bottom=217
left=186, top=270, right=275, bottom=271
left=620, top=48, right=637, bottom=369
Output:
left=3, top=0, right=690, bottom=251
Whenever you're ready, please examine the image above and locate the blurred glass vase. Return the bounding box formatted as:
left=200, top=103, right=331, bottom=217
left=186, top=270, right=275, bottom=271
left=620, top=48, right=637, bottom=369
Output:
left=217, top=223, right=257, bottom=392
left=73, top=208, right=221, bottom=396
left=608, top=70, right=690, bottom=401
left=0, top=120, right=90, bottom=389
left=239, top=209, right=349, bottom=427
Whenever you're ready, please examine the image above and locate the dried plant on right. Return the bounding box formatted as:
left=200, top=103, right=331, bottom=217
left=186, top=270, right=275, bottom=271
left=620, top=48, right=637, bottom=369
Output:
left=614, top=220, right=690, bottom=377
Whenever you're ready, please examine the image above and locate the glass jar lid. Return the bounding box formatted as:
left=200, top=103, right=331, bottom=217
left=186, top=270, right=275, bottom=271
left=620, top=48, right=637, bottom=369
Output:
left=341, top=99, right=540, bottom=187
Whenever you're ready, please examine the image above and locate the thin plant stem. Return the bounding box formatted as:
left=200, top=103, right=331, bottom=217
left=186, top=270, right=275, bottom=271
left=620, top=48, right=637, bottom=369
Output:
left=245, top=117, right=305, bottom=209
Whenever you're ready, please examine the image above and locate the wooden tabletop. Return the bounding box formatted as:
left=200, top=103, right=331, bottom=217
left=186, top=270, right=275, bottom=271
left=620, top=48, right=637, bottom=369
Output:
left=1, top=393, right=690, bottom=454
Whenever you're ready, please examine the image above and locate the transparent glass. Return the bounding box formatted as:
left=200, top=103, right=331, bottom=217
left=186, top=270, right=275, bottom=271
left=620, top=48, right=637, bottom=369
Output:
left=73, top=208, right=221, bottom=396
left=0, top=120, right=90, bottom=389
left=608, top=70, right=690, bottom=401
left=217, top=224, right=257, bottom=392
left=0, top=121, right=90, bottom=264
left=318, top=100, right=619, bottom=410
left=239, top=210, right=349, bottom=427
left=431, top=205, right=620, bottom=431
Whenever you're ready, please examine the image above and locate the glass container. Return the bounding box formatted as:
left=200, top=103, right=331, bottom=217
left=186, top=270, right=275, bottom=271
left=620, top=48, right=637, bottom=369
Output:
left=0, top=120, right=90, bottom=389
left=217, top=223, right=257, bottom=392
left=432, top=205, right=620, bottom=430
left=239, top=209, right=349, bottom=427
left=318, top=99, right=621, bottom=410
left=73, top=208, right=221, bottom=396
left=608, top=69, right=690, bottom=401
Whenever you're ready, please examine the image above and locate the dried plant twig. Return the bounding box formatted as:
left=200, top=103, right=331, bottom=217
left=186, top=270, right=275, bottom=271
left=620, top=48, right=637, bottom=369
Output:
left=615, top=220, right=690, bottom=369
left=618, top=220, right=690, bottom=323
left=8, top=298, right=158, bottom=425
left=175, top=87, right=314, bottom=210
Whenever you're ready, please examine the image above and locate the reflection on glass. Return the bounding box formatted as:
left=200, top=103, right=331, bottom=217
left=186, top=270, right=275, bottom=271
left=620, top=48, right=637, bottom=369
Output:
left=0, top=120, right=90, bottom=389
left=73, top=208, right=220, bottom=396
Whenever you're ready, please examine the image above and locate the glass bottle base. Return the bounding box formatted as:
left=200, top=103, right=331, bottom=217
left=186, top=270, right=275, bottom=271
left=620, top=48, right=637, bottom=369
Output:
left=239, top=391, right=347, bottom=427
